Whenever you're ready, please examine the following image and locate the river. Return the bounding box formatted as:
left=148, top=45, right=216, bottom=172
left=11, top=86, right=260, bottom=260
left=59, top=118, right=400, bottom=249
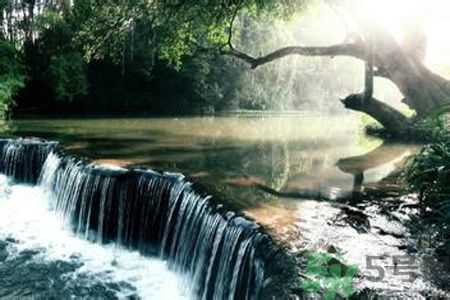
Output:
left=1, top=114, right=414, bottom=207
left=3, top=113, right=447, bottom=298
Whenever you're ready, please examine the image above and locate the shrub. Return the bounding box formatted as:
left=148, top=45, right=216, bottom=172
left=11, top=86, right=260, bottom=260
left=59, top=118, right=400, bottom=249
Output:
left=301, top=251, right=358, bottom=299
left=404, top=140, right=450, bottom=257
left=47, top=52, right=88, bottom=102
left=0, top=41, right=25, bottom=118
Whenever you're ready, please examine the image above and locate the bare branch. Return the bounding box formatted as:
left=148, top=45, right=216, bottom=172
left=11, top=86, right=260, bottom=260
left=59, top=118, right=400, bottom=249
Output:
left=373, top=67, right=389, bottom=78
left=226, top=0, right=243, bottom=51
left=223, top=43, right=365, bottom=69
left=364, top=31, right=374, bottom=100
left=222, top=0, right=365, bottom=69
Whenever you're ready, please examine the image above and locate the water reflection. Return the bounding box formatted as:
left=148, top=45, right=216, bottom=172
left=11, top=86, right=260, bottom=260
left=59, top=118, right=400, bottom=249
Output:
left=243, top=142, right=417, bottom=237
left=2, top=115, right=416, bottom=208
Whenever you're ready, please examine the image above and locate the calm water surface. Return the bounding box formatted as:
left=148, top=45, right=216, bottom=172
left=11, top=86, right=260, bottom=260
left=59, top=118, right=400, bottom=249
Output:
left=1, top=113, right=416, bottom=215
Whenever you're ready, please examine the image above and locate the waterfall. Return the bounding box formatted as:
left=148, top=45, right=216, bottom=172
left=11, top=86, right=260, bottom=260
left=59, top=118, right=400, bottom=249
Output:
left=0, top=138, right=290, bottom=300
left=0, top=138, right=57, bottom=184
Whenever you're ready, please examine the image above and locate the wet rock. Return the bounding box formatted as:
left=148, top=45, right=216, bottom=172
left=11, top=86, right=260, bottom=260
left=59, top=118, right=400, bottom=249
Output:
left=0, top=241, right=7, bottom=261
left=0, top=242, right=139, bottom=299
left=373, top=225, right=406, bottom=239
left=0, top=240, right=7, bottom=249
left=327, top=257, right=350, bottom=277
left=5, top=237, right=18, bottom=243
left=331, top=205, right=371, bottom=233
left=326, top=245, right=338, bottom=254
left=0, top=251, right=7, bottom=261
left=18, top=249, right=40, bottom=260
left=397, top=243, right=418, bottom=253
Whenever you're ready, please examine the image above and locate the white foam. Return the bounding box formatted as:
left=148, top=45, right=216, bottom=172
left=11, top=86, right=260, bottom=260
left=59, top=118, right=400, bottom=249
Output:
left=0, top=175, right=191, bottom=300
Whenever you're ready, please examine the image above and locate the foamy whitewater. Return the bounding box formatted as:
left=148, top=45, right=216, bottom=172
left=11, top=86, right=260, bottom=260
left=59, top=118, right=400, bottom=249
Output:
left=0, top=175, right=190, bottom=299
left=0, top=139, right=278, bottom=300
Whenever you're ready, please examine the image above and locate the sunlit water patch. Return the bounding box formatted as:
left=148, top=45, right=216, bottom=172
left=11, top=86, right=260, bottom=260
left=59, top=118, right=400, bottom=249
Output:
left=246, top=197, right=450, bottom=298
left=0, top=175, right=190, bottom=299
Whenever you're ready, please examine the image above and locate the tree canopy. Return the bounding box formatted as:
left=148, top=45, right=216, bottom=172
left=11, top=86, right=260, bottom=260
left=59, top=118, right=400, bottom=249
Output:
left=1, top=0, right=449, bottom=130
left=0, top=0, right=314, bottom=116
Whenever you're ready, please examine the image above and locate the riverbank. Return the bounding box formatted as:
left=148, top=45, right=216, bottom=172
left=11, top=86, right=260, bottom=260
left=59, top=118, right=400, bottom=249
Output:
left=271, top=166, right=450, bottom=298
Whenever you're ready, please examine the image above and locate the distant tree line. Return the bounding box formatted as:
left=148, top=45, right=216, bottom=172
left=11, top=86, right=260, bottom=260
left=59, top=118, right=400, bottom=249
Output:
left=0, top=0, right=245, bottom=116
left=0, top=0, right=358, bottom=117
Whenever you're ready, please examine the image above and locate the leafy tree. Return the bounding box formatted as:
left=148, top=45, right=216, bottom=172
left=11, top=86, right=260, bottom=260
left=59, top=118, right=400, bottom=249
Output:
left=0, top=41, right=25, bottom=118
left=77, top=0, right=448, bottom=136
left=25, top=4, right=88, bottom=103
left=3, top=0, right=448, bottom=126
left=47, top=52, right=87, bottom=102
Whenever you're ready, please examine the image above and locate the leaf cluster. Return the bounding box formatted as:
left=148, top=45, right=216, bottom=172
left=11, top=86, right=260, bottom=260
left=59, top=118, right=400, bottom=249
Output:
left=0, top=41, right=25, bottom=118
left=404, top=136, right=450, bottom=257
left=302, top=250, right=358, bottom=300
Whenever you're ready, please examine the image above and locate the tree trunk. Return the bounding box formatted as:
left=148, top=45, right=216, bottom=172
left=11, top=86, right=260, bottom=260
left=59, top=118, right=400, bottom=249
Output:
left=350, top=29, right=450, bottom=134
left=341, top=94, right=411, bottom=135
left=225, top=23, right=450, bottom=137
left=371, top=30, right=450, bottom=117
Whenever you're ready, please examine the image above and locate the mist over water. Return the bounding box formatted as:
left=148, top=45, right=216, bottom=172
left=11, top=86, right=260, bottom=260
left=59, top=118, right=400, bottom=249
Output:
left=231, top=2, right=412, bottom=113
left=0, top=113, right=445, bottom=298
left=229, top=0, right=450, bottom=115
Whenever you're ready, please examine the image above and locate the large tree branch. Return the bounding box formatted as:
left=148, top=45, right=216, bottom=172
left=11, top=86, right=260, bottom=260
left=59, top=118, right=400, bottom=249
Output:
left=223, top=1, right=365, bottom=69
left=341, top=93, right=410, bottom=134
left=224, top=43, right=366, bottom=69
left=364, top=32, right=374, bottom=100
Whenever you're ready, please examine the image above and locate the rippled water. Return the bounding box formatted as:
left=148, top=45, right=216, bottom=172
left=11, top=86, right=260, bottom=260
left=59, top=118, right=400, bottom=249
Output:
left=0, top=175, right=190, bottom=299
left=288, top=199, right=449, bottom=298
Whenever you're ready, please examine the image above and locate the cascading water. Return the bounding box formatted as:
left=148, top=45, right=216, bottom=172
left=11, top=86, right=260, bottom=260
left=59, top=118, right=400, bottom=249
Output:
left=0, top=138, right=57, bottom=184
left=0, top=138, right=291, bottom=300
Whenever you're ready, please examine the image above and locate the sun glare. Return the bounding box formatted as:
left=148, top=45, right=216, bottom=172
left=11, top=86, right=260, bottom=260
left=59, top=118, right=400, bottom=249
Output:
left=357, top=0, right=450, bottom=71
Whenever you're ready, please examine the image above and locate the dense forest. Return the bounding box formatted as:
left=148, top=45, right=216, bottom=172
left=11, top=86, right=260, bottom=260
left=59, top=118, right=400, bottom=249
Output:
left=1, top=0, right=353, bottom=116
left=1, top=0, right=242, bottom=116
left=2, top=0, right=450, bottom=129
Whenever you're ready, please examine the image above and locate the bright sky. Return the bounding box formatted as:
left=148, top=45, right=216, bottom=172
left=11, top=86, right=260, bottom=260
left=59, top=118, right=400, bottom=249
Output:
left=356, top=0, right=450, bottom=71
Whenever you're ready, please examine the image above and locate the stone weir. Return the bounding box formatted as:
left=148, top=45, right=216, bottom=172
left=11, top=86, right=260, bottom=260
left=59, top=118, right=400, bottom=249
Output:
left=0, top=138, right=297, bottom=300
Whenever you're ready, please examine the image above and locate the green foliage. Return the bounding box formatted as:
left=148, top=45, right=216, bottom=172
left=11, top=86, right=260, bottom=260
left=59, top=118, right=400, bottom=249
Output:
left=404, top=139, right=450, bottom=257
left=0, top=41, right=25, bottom=118
left=159, top=23, right=195, bottom=70
left=33, top=10, right=64, bottom=32
left=24, top=4, right=89, bottom=103
left=411, top=115, right=450, bottom=142
left=405, top=141, right=450, bottom=206
left=302, top=251, right=358, bottom=299
left=179, top=54, right=243, bottom=112
left=0, top=78, right=24, bottom=118
left=0, top=0, right=314, bottom=115
left=71, top=0, right=308, bottom=67
left=47, top=52, right=88, bottom=102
